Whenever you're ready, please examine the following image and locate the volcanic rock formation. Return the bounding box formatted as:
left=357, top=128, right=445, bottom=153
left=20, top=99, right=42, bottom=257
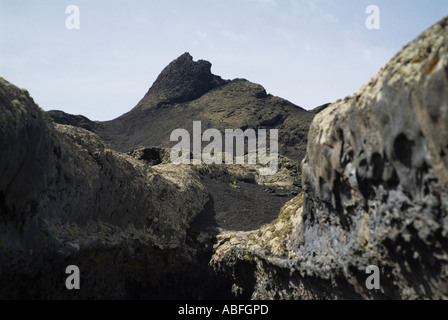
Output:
left=211, top=16, right=448, bottom=299
left=0, top=78, right=217, bottom=298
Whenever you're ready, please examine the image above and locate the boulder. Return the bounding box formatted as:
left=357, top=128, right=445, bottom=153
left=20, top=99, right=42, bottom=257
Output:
left=211, top=16, right=448, bottom=300
left=0, top=77, right=210, bottom=298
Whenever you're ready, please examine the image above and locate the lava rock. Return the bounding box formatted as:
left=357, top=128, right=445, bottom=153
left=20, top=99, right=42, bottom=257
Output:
left=0, top=77, right=210, bottom=298
left=211, top=15, right=448, bottom=300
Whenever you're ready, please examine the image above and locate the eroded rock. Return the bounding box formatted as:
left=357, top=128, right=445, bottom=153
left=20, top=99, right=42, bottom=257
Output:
left=0, top=77, right=210, bottom=298
left=211, top=16, right=448, bottom=300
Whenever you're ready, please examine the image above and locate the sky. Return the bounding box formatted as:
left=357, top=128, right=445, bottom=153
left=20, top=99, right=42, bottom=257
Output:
left=1, top=0, right=448, bottom=121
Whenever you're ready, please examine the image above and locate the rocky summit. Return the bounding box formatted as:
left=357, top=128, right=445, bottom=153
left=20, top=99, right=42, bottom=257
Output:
left=1, top=16, right=448, bottom=300
left=88, top=52, right=314, bottom=164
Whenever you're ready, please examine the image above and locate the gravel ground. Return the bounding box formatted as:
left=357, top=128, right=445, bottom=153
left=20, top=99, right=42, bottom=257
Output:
left=190, top=176, right=296, bottom=232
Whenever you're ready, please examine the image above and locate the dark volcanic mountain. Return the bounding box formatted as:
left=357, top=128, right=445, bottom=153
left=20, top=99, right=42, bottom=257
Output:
left=56, top=52, right=314, bottom=163
left=136, top=52, right=228, bottom=106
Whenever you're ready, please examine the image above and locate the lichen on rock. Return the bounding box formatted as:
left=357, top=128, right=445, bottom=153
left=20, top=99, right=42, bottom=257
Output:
left=211, top=15, right=448, bottom=300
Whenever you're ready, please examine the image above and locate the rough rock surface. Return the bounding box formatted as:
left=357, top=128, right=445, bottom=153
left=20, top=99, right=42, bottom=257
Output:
left=137, top=52, right=229, bottom=107
left=0, top=77, right=213, bottom=298
left=211, top=16, right=448, bottom=299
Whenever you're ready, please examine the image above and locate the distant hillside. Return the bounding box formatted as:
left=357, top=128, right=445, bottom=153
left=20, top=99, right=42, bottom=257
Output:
left=54, top=53, right=315, bottom=163
left=212, top=15, right=448, bottom=300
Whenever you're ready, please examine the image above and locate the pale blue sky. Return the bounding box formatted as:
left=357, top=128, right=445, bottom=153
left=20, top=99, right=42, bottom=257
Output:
left=1, top=0, right=447, bottom=120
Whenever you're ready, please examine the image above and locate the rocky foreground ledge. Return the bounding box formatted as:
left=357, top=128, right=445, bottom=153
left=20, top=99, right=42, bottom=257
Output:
left=211, top=16, right=448, bottom=299
left=0, top=78, right=217, bottom=298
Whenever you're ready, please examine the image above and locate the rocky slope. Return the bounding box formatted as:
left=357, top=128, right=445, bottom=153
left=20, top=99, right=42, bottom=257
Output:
left=211, top=16, right=448, bottom=299
left=93, top=53, right=314, bottom=163
left=0, top=78, right=221, bottom=298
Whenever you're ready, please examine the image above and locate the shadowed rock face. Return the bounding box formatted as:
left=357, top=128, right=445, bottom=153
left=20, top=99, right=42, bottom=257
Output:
left=211, top=16, right=448, bottom=299
left=0, top=77, right=216, bottom=298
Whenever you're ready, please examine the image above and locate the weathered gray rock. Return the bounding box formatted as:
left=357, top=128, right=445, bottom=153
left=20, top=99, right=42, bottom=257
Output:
left=211, top=16, right=448, bottom=299
left=0, top=77, right=210, bottom=298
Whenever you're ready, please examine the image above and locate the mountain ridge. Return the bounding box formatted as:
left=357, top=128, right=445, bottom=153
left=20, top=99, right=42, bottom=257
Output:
left=49, top=53, right=315, bottom=167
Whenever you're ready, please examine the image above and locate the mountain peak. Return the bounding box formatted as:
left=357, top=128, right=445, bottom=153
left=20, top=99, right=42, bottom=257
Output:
left=137, top=52, right=228, bottom=108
